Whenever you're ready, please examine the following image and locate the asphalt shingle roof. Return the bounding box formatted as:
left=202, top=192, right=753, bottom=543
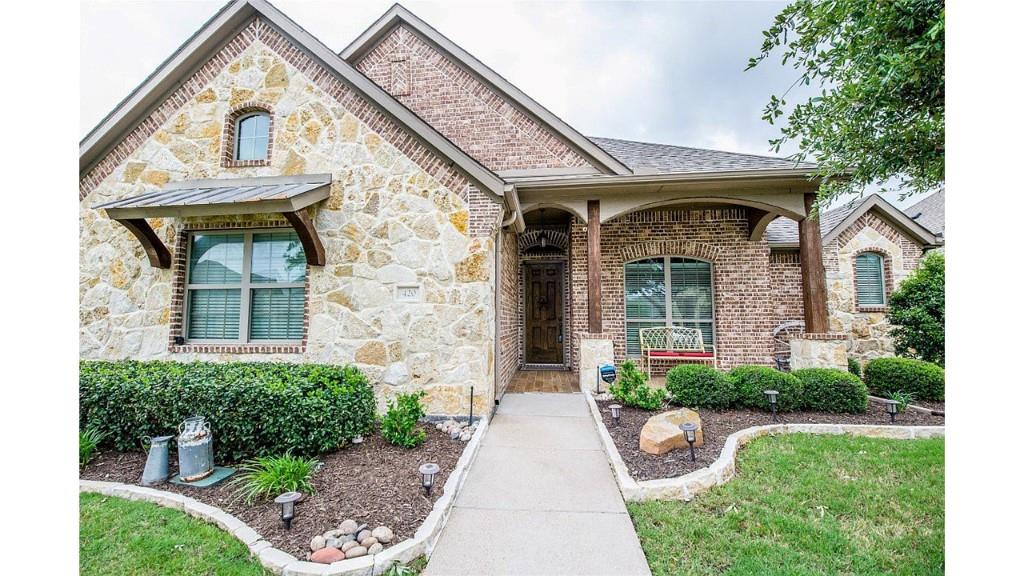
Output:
left=904, top=189, right=944, bottom=238
left=764, top=196, right=867, bottom=244
left=588, top=136, right=816, bottom=174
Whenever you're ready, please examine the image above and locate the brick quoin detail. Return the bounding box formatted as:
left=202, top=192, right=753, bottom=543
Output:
left=81, top=17, right=475, bottom=206
left=354, top=24, right=594, bottom=172
left=168, top=218, right=310, bottom=355
left=220, top=101, right=275, bottom=168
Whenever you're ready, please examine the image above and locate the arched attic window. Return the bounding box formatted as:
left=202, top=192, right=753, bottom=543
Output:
left=235, top=112, right=270, bottom=160
left=222, top=105, right=274, bottom=167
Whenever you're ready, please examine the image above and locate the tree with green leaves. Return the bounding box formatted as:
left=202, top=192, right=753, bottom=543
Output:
left=748, top=0, right=944, bottom=206
left=887, top=252, right=944, bottom=365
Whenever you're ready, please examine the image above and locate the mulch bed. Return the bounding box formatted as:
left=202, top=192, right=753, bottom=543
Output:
left=80, top=426, right=465, bottom=559
left=595, top=399, right=944, bottom=482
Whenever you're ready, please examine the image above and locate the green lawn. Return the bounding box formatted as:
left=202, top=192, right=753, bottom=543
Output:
left=80, top=493, right=268, bottom=576
left=629, top=434, right=944, bottom=576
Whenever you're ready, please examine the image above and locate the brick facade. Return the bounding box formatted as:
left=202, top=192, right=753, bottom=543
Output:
left=567, top=208, right=776, bottom=370
left=497, top=227, right=520, bottom=395
left=353, top=24, right=594, bottom=173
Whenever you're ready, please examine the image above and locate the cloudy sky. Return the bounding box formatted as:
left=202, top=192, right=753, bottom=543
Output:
left=80, top=0, right=921, bottom=208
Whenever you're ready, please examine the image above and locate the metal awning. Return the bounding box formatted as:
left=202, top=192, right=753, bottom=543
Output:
left=94, top=174, right=331, bottom=269
left=94, top=173, right=332, bottom=218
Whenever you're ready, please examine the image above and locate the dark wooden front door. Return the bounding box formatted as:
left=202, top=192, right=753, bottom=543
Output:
left=524, top=262, right=564, bottom=364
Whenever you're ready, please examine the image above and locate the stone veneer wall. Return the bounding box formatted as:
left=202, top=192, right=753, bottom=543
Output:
left=353, top=24, right=594, bottom=173
left=569, top=208, right=775, bottom=370
left=768, top=210, right=927, bottom=363
left=80, top=18, right=497, bottom=417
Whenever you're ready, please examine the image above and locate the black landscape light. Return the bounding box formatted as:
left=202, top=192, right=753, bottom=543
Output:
left=609, top=404, right=622, bottom=425
left=274, top=491, right=301, bottom=530
left=680, top=423, right=698, bottom=462
left=764, top=389, right=779, bottom=422
left=419, top=463, right=440, bottom=496
left=883, top=399, right=899, bottom=424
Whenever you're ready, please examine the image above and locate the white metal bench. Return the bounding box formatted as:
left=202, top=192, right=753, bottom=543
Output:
left=639, top=326, right=717, bottom=373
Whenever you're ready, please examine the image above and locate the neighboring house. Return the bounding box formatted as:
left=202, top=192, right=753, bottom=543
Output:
left=765, top=194, right=942, bottom=363
left=79, top=1, right=934, bottom=415
left=905, top=189, right=945, bottom=253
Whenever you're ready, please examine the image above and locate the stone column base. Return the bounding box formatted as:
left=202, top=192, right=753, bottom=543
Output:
left=790, top=333, right=849, bottom=370
left=576, top=333, right=614, bottom=393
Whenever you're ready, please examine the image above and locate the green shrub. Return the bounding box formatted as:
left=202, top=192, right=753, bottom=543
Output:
left=864, top=357, right=945, bottom=401
left=79, top=427, right=105, bottom=469
left=230, top=453, right=318, bottom=504
left=729, top=365, right=804, bottom=412
left=793, top=368, right=869, bottom=413
left=888, top=252, right=945, bottom=365
left=380, top=391, right=427, bottom=448
left=609, top=360, right=668, bottom=410
left=665, top=364, right=736, bottom=409
left=889, top=390, right=915, bottom=413
left=79, top=360, right=375, bottom=462
left=847, top=357, right=862, bottom=378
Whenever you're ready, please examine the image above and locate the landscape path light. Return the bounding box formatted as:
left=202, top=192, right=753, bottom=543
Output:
left=884, top=399, right=899, bottom=423
left=764, top=389, right=779, bottom=422
left=274, top=491, right=301, bottom=530
left=419, top=463, right=440, bottom=496
left=680, top=422, right=698, bottom=462
left=609, top=404, right=622, bottom=426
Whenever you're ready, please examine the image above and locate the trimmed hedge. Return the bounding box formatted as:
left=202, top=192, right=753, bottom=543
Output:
left=80, top=360, right=376, bottom=462
left=792, top=368, right=869, bottom=413
left=864, top=357, right=945, bottom=401
left=730, top=366, right=804, bottom=412
left=665, top=364, right=736, bottom=409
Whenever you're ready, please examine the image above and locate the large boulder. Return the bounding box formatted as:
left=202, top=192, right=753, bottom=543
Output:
left=639, top=408, right=704, bottom=455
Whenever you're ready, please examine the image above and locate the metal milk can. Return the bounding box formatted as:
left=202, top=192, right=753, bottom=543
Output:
left=140, top=434, right=174, bottom=486
left=177, top=416, right=214, bottom=482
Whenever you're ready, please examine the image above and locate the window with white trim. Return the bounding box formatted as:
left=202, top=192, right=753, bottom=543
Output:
left=624, top=257, right=715, bottom=355
left=855, top=252, right=886, bottom=307
left=235, top=113, right=270, bottom=161
left=185, top=229, right=306, bottom=343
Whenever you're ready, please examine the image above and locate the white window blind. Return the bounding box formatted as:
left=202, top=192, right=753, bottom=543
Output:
left=624, top=257, right=715, bottom=355
left=185, top=229, right=305, bottom=343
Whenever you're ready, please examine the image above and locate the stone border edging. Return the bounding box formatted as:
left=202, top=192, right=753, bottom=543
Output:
left=80, top=415, right=489, bottom=576
left=583, top=391, right=944, bottom=502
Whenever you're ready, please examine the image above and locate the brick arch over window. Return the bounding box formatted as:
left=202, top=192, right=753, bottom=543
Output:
left=619, top=240, right=722, bottom=263
left=851, top=248, right=895, bottom=311
left=222, top=101, right=275, bottom=168
left=518, top=229, right=569, bottom=253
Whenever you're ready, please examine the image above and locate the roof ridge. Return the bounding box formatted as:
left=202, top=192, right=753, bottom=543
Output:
left=588, top=135, right=813, bottom=166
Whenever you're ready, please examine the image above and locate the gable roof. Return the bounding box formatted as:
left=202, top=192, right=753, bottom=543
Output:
left=79, top=0, right=505, bottom=199
left=590, top=137, right=817, bottom=174
left=765, top=193, right=941, bottom=247
left=904, top=189, right=945, bottom=238
left=340, top=3, right=633, bottom=176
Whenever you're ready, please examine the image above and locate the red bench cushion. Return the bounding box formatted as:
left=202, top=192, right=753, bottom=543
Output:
left=648, top=350, right=714, bottom=358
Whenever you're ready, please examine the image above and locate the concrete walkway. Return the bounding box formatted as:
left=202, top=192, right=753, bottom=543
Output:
left=424, top=393, right=651, bottom=576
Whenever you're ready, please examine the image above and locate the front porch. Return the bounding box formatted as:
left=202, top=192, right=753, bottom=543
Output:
left=496, top=172, right=840, bottom=400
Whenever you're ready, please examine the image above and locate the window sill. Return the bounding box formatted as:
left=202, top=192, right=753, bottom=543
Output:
left=170, top=343, right=305, bottom=354
left=221, top=159, right=271, bottom=168
left=857, top=305, right=889, bottom=313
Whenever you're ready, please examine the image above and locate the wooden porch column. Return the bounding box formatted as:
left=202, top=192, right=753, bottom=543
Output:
left=799, top=192, right=829, bottom=333
left=587, top=200, right=602, bottom=333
